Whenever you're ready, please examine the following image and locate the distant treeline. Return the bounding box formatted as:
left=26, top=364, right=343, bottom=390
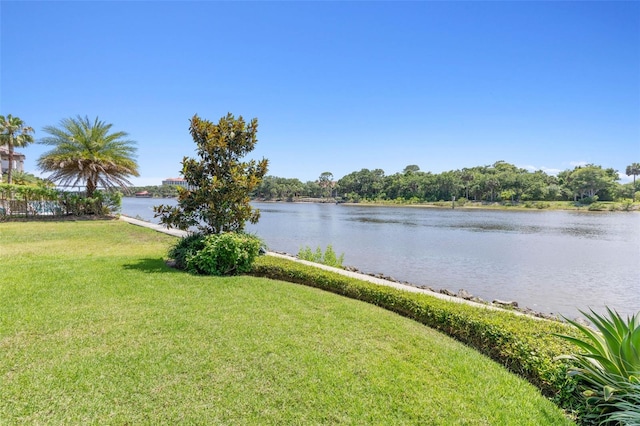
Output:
left=127, top=161, right=639, bottom=205
left=127, top=184, right=179, bottom=198
left=252, top=161, right=640, bottom=204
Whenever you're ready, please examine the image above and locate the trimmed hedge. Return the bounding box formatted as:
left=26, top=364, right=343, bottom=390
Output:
left=250, top=254, right=583, bottom=412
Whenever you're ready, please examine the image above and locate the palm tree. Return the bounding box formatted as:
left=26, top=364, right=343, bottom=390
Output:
left=0, top=114, right=35, bottom=184
left=626, top=162, right=640, bottom=190
left=38, top=116, right=139, bottom=197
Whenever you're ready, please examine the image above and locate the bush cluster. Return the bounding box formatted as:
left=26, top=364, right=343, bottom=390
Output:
left=169, top=232, right=263, bottom=276
left=167, top=233, right=207, bottom=270
left=297, top=245, right=345, bottom=268
left=0, top=184, right=121, bottom=217
left=249, top=255, right=585, bottom=416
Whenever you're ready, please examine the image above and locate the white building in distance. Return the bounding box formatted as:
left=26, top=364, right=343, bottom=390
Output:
left=162, top=177, right=189, bottom=188
left=0, top=145, right=26, bottom=180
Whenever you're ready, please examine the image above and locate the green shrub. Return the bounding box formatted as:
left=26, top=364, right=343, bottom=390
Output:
left=556, top=308, right=640, bottom=424
left=249, top=255, right=582, bottom=412
left=587, top=202, right=607, bottom=211
left=298, top=244, right=345, bottom=268
left=619, top=199, right=634, bottom=212
left=536, top=201, right=551, bottom=209
left=102, top=190, right=122, bottom=213
left=187, top=232, right=263, bottom=276
left=579, top=196, right=599, bottom=206
left=168, top=233, right=206, bottom=270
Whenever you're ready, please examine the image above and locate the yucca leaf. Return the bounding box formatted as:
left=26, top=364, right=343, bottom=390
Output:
left=555, top=333, right=603, bottom=357
left=603, top=385, right=617, bottom=401
left=586, top=309, right=620, bottom=339
left=629, top=323, right=640, bottom=355
left=560, top=317, right=608, bottom=355
left=606, top=307, right=628, bottom=337
left=619, top=337, right=640, bottom=377
left=583, top=353, right=623, bottom=376
left=584, top=310, right=623, bottom=358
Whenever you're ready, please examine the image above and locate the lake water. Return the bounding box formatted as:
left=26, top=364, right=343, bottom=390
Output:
left=122, top=197, right=640, bottom=319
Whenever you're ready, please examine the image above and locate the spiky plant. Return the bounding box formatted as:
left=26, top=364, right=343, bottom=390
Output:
left=556, top=308, right=640, bottom=424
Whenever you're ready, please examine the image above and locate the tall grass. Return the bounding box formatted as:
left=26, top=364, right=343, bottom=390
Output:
left=1, top=220, right=573, bottom=424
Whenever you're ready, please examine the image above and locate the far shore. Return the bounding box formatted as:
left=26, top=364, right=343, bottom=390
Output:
left=124, top=195, right=640, bottom=212
left=251, top=197, right=640, bottom=212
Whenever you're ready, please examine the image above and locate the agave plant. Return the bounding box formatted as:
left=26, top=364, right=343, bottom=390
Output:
left=556, top=307, right=640, bottom=424
left=601, top=381, right=640, bottom=425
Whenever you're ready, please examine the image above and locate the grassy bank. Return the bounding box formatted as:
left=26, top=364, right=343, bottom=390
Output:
left=0, top=220, right=573, bottom=424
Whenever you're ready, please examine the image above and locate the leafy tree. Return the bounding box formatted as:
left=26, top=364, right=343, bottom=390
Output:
left=500, top=189, right=516, bottom=202
left=337, top=168, right=386, bottom=200
left=403, top=164, right=420, bottom=174
left=520, top=170, right=557, bottom=201
left=563, top=164, right=618, bottom=201
left=460, top=168, right=475, bottom=199
left=318, top=171, right=334, bottom=198
left=38, top=116, right=139, bottom=197
left=483, top=176, right=501, bottom=202
left=302, top=180, right=323, bottom=198
left=0, top=114, right=35, bottom=184
left=253, top=176, right=305, bottom=200
left=626, top=162, right=640, bottom=190
left=434, top=170, right=462, bottom=201
left=155, top=113, right=268, bottom=234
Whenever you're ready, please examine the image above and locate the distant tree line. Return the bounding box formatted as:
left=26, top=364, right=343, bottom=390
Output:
left=252, top=161, right=640, bottom=204
left=127, top=184, right=180, bottom=198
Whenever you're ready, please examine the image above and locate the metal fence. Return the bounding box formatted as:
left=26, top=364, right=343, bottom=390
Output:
left=0, top=185, right=111, bottom=220
left=0, top=198, right=65, bottom=218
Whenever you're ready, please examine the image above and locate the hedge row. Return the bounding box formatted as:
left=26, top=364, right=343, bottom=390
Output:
left=0, top=184, right=121, bottom=218
left=249, top=254, right=583, bottom=412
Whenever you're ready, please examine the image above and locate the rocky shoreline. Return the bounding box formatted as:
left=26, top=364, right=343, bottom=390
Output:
left=343, top=265, right=561, bottom=321
left=271, top=250, right=561, bottom=321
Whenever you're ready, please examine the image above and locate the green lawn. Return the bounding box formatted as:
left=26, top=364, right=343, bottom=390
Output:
left=0, top=220, right=574, bottom=425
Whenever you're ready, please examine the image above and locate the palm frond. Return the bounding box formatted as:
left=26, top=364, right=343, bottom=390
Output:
left=38, top=116, right=138, bottom=195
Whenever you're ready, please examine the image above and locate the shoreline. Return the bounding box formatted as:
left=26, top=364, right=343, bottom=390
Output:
left=123, top=195, right=640, bottom=213
left=119, top=214, right=559, bottom=321
left=259, top=198, right=640, bottom=213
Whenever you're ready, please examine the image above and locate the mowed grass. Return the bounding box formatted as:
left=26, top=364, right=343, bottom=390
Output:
left=0, top=220, right=573, bottom=425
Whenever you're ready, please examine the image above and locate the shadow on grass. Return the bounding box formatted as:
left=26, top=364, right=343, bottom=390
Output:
left=123, top=258, right=182, bottom=274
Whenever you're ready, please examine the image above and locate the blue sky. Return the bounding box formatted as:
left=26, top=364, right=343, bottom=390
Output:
left=2, top=1, right=638, bottom=186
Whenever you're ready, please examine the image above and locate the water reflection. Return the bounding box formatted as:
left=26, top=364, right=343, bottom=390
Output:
left=559, top=226, right=606, bottom=239
left=350, top=216, right=417, bottom=226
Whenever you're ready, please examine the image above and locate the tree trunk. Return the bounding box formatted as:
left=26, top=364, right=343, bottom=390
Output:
left=86, top=179, right=96, bottom=198
left=7, top=135, right=14, bottom=184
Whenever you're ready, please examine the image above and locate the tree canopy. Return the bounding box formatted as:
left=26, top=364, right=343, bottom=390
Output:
left=252, top=160, right=639, bottom=204
left=626, top=163, right=640, bottom=189
left=38, top=116, right=139, bottom=197
left=155, top=113, right=268, bottom=234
